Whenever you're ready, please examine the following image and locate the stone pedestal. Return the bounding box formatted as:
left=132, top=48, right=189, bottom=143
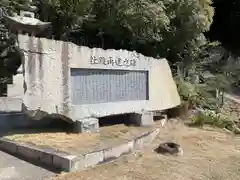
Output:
left=129, top=112, right=154, bottom=126
left=74, top=118, right=99, bottom=133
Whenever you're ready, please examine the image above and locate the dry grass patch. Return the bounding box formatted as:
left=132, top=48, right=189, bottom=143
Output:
left=3, top=124, right=153, bottom=154
left=49, top=121, right=240, bottom=180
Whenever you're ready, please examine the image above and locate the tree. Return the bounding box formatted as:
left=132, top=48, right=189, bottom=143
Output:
left=34, top=0, right=94, bottom=39
left=34, top=0, right=214, bottom=66
left=0, top=0, right=215, bottom=95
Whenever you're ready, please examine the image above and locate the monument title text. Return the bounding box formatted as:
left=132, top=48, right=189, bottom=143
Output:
left=90, top=55, right=137, bottom=67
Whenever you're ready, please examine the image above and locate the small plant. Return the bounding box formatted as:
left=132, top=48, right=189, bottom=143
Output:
left=189, top=109, right=234, bottom=131
left=174, top=73, right=220, bottom=111
left=174, top=74, right=199, bottom=106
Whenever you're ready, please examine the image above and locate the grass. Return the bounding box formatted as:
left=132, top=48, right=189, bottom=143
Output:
left=48, top=121, right=240, bottom=180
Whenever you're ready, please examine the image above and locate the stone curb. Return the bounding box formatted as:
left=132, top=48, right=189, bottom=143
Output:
left=0, top=128, right=160, bottom=172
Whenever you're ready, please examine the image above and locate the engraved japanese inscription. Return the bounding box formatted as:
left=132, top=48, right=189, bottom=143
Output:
left=90, top=54, right=139, bottom=67
left=71, top=68, right=149, bottom=105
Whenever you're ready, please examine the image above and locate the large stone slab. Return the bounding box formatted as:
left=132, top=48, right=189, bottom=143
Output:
left=18, top=35, right=180, bottom=123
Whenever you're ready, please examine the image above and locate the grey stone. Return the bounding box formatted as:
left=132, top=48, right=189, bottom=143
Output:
left=83, top=151, right=104, bottom=167
left=53, top=155, right=76, bottom=172
left=103, top=141, right=134, bottom=161
left=19, top=34, right=181, bottom=126
left=73, top=151, right=104, bottom=171
left=74, top=118, right=99, bottom=133
left=150, top=128, right=159, bottom=139
left=71, top=155, right=85, bottom=171
left=0, top=140, right=17, bottom=154
left=17, top=145, right=41, bottom=160
left=39, top=152, right=53, bottom=165
left=134, top=135, right=146, bottom=150
left=129, top=112, right=154, bottom=126
left=134, top=129, right=160, bottom=150
left=66, top=128, right=160, bottom=172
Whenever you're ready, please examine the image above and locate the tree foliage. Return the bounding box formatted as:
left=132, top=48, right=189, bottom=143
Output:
left=0, top=0, right=215, bottom=96
left=35, top=0, right=214, bottom=65
left=0, top=0, right=214, bottom=68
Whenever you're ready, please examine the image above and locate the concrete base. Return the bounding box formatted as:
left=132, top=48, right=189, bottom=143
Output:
left=129, top=112, right=154, bottom=126
left=74, top=118, right=99, bottom=133
left=0, top=128, right=160, bottom=172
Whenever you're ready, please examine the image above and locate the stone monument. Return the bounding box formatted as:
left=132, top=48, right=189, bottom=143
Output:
left=0, top=3, right=180, bottom=133
left=18, top=35, right=181, bottom=133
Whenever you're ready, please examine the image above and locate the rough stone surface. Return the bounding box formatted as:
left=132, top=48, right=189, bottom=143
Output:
left=40, top=152, right=53, bottom=165
left=84, top=151, right=104, bottom=167
left=129, top=112, right=154, bottom=126
left=0, top=139, right=74, bottom=171
left=17, top=145, right=41, bottom=160
left=53, top=155, right=76, bottom=171
left=72, top=151, right=104, bottom=171
left=74, top=118, right=99, bottom=133
left=0, top=140, right=17, bottom=154
left=72, top=128, right=159, bottom=171
left=134, top=129, right=160, bottom=150
left=18, top=34, right=181, bottom=122
left=103, top=141, right=134, bottom=161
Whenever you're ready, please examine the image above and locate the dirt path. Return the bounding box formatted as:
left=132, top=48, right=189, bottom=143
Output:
left=49, top=120, right=240, bottom=180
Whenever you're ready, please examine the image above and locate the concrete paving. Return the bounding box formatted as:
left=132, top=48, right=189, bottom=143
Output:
left=0, top=150, right=55, bottom=180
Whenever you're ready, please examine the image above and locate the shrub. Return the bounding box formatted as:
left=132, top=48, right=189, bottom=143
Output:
left=189, top=109, right=234, bottom=131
